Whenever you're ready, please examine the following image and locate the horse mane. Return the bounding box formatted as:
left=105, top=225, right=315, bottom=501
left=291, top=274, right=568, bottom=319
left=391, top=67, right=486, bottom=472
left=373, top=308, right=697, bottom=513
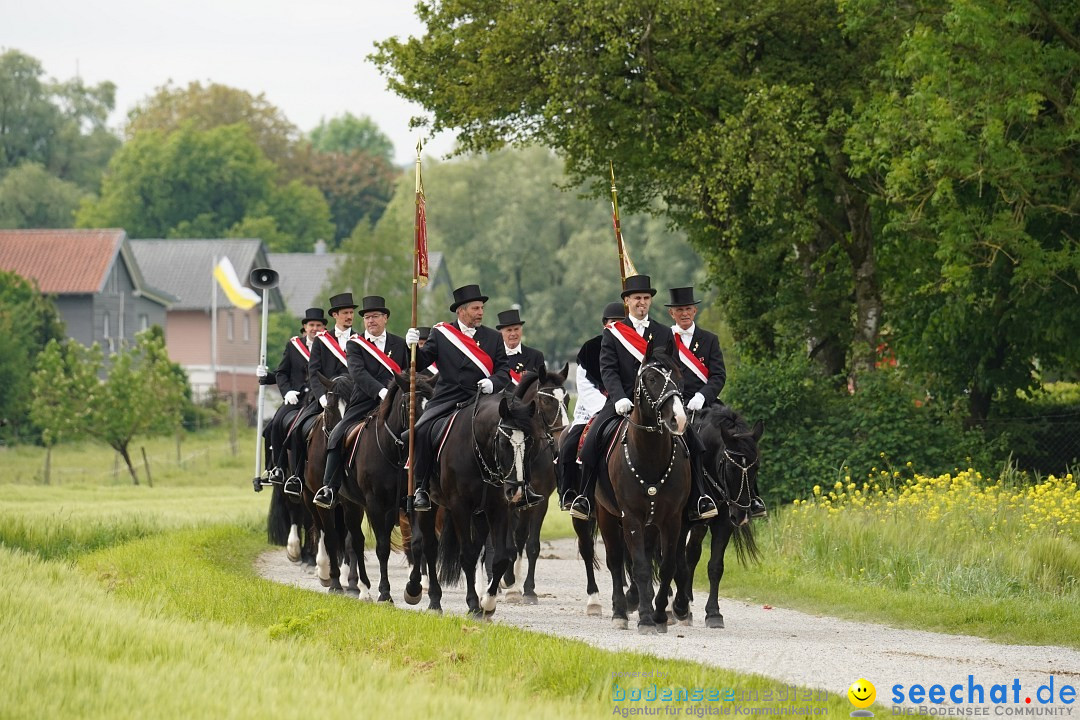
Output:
left=706, top=404, right=756, bottom=457
left=514, top=371, right=540, bottom=400
left=330, top=373, right=354, bottom=398
left=501, top=395, right=538, bottom=431
left=644, top=349, right=681, bottom=377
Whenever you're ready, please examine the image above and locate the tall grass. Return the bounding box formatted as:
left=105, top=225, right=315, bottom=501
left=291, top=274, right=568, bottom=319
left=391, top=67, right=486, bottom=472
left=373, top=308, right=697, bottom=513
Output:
left=708, top=468, right=1080, bottom=647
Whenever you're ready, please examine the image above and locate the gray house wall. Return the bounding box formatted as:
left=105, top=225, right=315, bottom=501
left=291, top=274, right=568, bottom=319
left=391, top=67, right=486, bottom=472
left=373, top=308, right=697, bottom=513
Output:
left=55, top=296, right=94, bottom=347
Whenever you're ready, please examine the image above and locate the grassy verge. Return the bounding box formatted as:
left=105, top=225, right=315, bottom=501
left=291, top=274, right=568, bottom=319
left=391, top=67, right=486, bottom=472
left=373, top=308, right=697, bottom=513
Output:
left=700, top=470, right=1080, bottom=648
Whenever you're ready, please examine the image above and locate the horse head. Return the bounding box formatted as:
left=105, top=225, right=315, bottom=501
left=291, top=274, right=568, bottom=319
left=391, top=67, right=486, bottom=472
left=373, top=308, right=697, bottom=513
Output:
left=489, top=394, right=542, bottom=489
left=633, top=339, right=687, bottom=436
left=513, top=362, right=570, bottom=441
left=383, top=372, right=435, bottom=433
left=707, top=407, right=764, bottom=528
left=317, top=372, right=353, bottom=432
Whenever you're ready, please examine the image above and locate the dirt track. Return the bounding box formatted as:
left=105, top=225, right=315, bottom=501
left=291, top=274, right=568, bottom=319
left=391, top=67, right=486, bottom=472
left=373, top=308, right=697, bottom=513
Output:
left=256, top=536, right=1080, bottom=709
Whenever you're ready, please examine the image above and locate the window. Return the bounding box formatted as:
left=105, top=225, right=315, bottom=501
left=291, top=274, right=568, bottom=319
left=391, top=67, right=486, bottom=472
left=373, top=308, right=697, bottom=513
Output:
left=103, top=311, right=110, bottom=339
left=243, top=315, right=251, bottom=342
left=139, top=314, right=149, bottom=331
left=227, top=312, right=234, bottom=341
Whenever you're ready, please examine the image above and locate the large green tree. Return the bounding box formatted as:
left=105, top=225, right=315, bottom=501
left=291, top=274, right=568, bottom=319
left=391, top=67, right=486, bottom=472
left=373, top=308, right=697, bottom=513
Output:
left=305, top=149, right=397, bottom=245
left=372, top=0, right=885, bottom=376
left=0, top=49, right=119, bottom=192
left=845, top=0, right=1080, bottom=421
left=309, top=113, right=395, bottom=164
left=0, top=162, right=84, bottom=228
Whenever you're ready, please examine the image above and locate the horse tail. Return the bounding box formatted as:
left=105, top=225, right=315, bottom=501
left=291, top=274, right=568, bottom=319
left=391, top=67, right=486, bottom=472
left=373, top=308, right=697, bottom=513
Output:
left=392, top=510, right=408, bottom=555
left=730, top=521, right=761, bottom=566
left=266, top=483, right=292, bottom=546
left=437, top=514, right=463, bottom=587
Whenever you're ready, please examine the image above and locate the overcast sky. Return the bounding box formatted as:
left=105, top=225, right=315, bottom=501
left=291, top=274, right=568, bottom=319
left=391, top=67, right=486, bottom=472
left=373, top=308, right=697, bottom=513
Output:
left=3, top=0, right=455, bottom=165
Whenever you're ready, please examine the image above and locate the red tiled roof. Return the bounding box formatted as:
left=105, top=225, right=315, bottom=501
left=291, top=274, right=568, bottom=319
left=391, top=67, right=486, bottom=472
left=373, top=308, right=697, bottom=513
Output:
left=0, top=228, right=125, bottom=294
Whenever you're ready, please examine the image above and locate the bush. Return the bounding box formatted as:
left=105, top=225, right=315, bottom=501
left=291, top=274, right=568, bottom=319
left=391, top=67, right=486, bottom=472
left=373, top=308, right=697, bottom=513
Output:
left=723, top=355, right=1000, bottom=503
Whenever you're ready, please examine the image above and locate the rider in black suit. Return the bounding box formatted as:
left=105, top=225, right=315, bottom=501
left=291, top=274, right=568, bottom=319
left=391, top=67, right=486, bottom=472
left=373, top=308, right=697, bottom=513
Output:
left=570, top=275, right=719, bottom=522
left=403, top=284, right=514, bottom=511
left=314, top=296, right=410, bottom=509
left=495, top=308, right=545, bottom=383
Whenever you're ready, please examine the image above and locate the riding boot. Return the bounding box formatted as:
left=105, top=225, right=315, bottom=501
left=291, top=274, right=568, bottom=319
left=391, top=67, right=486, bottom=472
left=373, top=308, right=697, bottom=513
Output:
left=569, top=463, right=596, bottom=520
left=411, top=451, right=432, bottom=512
left=558, top=460, right=579, bottom=511
left=687, top=447, right=719, bottom=522
left=313, top=446, right=343, bottom=509
left=283, top=434, right=305, bottom=497
left=510, top=480, right=545, bottom=510
left=749, top=495, right=768, bottom=518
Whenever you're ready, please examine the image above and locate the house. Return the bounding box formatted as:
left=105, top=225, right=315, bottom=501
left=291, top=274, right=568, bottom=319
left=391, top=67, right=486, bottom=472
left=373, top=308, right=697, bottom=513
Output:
left=0, top=228, right=175, bottom=351
left=130, top=239, right=284, bottom=404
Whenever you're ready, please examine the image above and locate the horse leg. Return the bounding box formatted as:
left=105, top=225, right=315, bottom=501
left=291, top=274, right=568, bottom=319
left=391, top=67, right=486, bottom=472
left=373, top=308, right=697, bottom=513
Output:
left=684, top=523, right=708, bottom=606
left=420, top=509, right=442, bottom=613
left=623, top=518, right=656, bottom=634
left=672, top=522, right=698, bottom=625
left=456, top=508, right=485, bottom=618
left=652, top=521, right=681, bottom=631
left=597, top=509, right=628, bottom=629
left=522, top=503, right=546, bottom=605
left=316, top=507, right=344, bottom=593
left=404, top=508, right=426, bottom=605
left=372, top=504, right=395, bottom=603
left=705, top=520, right=731, bottom=629
left=345, top=505, right=372, bottom=601
left=501, top=514, right=524, bottom=603
left=481, top=509, right=512, bottom=618
left=574, top=517, right=603, bottom=616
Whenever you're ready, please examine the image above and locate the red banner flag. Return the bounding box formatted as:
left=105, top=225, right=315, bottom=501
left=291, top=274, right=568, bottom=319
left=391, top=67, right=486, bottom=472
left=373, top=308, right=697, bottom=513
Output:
left=415, top=154, right=429, bottom=287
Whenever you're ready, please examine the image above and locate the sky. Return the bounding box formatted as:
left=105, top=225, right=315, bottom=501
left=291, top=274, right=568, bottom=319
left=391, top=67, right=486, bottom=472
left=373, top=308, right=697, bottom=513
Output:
left=2, top=0, right=455, bottom=165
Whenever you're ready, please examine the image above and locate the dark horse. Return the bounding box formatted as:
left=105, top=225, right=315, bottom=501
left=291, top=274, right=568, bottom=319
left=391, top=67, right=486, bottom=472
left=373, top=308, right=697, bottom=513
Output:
left=595, top=342, right=693, bottom=633
left=338, top=372, right=434, bottom=602
left=499, top=364, right=569, bottom=604
left=301, top=372, right=367, bottom=595
left=266, top=481, right=317, bottom=565
left=678, top=404, right=763, bottom=628
left=404, top=392, right=545, bottom=617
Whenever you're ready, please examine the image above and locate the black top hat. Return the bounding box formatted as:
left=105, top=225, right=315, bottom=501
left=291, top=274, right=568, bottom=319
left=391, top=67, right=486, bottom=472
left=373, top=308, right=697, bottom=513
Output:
left=603, top=302, right=627, bottom=321
left=495, top=309, right=525, bottom=329
left=328, top=292, right=358, bottom=313
left=417, top=326, right=431, bottom=340
left=360, top=295, right=390, bottom=317
left=665, top=287, right=701, bottom=307
left=302, top=307, right=326, bottom=325
left=621, top=274, right=657, bottom=299
left=449, top=284, right=489, bottom=312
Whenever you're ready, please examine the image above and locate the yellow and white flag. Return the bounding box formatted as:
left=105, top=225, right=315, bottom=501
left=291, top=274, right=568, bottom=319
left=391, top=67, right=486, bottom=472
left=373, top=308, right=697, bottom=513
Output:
left=213, top=256, right=260, bottom=310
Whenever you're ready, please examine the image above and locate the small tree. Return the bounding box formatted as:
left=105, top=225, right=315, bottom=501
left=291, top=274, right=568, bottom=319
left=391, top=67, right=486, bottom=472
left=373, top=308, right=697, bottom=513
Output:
left=86, top=331, right=186, bottom=484
left=28, top=339, right=94, bottom=483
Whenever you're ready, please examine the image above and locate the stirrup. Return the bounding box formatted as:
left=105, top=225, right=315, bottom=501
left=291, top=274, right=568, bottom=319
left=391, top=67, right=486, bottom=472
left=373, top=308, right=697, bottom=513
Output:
left=312, top=487, right=335, bottom=510
left=283, top=476, right=302, bottom=497
left=559, top=490, right=575, bottom=512
left=412, top=489, right=432, bottom=512
left=750, top=496, right=768, bottom=518
left=569, top=495, right=592, bottom=521
left=267, top=466, right=285, bottom=484
left=689, top=495, right=719, bottom=521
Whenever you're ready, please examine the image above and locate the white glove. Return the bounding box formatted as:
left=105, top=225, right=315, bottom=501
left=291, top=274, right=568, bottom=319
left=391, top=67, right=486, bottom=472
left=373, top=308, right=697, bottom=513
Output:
left=615, top=398, right=633, bottom=415
left=687, top=393, right=705, bottom=411
left=255, top=364, right=268, bottom=378
left=477, top=378, right=494, bottom=394
left=405, top=327, right=420, bottom=346
left=378, top=388, right=388, bottom=400
left=319, top=394, right=328, bottom=408
left=284, top=390, right=300, bottom=405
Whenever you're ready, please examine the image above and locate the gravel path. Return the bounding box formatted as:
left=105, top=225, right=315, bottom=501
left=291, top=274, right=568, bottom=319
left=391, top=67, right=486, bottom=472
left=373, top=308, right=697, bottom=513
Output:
left=256, top=536, right=1080, bottom=709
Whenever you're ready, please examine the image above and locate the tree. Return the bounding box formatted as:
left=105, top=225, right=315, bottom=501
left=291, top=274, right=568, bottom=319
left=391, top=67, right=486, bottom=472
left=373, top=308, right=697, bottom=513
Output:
left=372, top=0, right=886, bottom=376
left=126, top=81, right=304, bottom=176
left=305, top=149, right=397, bottom=244
left=0, top=270, right=66, bottom=442
left=0, top=49, right=119, bottom=192
left=309, top=113, right=395, bottom=164
left=845, top=0, right=1080, bottom=422
left=29, top=339, right=95, bottom=483
left=0, top=162, right=84, bottom=228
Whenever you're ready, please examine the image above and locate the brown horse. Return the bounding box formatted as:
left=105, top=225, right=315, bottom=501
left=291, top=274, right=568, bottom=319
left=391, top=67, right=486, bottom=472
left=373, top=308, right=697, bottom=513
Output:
left=404, top=392, right=545, bottom=617
left=301, top=373, right=368, bottom=596
left=594, top=345, right=692, bottom=633
left=338, top=372, right=434, bottom=603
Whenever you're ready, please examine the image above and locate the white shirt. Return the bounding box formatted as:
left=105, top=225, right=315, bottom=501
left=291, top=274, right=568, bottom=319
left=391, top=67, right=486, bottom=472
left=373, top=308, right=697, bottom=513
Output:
left=505, top=344, right=522, bottom=356
left=629, top=316, right=650, bottom=336
left=671, top=323, right=695, bottom=348
left=335, top=327, right=352, bottom=345
left=457, top=321, right=476, bottom=338
left=366, top=333, right=385, bottom=352
left=572, top=365, right=606, bottom=426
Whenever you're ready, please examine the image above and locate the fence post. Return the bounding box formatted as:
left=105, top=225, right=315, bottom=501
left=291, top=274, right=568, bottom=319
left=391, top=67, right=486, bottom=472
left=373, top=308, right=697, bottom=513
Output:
left=141, top=446, right=153, bottom=487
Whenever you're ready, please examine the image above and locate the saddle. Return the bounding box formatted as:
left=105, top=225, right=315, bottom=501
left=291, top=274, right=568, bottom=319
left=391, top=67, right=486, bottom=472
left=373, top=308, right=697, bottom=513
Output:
left=345, top=417, right=371, bottom=467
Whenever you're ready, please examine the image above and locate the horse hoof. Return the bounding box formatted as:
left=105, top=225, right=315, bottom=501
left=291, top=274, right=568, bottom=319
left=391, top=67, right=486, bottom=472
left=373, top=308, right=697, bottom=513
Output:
left=479, top=593, right=498, bottom=613
left=503, top=589, right=523, bottom=604
left=483, top=610, right=496, bottom=621
left=356, top=587, right=372, bottom=602
left=345, top=588, right=360, bottom=598
left=403, top=583, right=423, bottom=605
left=678, top=613, right=693, bottom=627
left=319, top=577, right=332, bottom=588
left=328, top=586, right=344, bottom=595
left=705, top=615, right=725, bottom=629
left=612, top=617, right=628, bottom=630
left=377, top=593, right=393, bottom=604
left=638, top=623, right=657, bottom=635
left=586, top=604, right=603, bottom=617
left=523, top=593, right=538, bottom=606
left=655, top=622, right=668, bottom=634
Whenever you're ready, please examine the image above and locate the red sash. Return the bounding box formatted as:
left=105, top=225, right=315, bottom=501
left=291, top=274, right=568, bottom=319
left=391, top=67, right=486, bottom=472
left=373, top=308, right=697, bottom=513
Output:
left=349, top=335, right=402, bottom=375
left=605, top=321, right=647, bottom=363
left=673, top=332, right=708, bottom=384
left=433, top=322, right=493, bottom=376
left=509, top=369, right=522, bottom=385
left=290, top=336, right=310, bottom=359
left=315, top=331, right=350, bottom=366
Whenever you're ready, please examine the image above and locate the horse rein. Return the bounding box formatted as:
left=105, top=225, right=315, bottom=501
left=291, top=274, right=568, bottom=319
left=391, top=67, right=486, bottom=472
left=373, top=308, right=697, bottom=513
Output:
left=628, top=364, right=681, bottom=433
left=471, top=388, right=532, bottom=486
left=721, top=448, right=758, bottom=510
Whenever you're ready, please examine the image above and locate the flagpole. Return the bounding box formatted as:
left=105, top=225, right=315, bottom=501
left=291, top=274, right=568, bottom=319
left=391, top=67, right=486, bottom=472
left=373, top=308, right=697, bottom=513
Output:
left=610, top=161, right=629, bottom=291
left=407, top=139, right=422, bottom=506
left=210, top=255, right=218, bottom=395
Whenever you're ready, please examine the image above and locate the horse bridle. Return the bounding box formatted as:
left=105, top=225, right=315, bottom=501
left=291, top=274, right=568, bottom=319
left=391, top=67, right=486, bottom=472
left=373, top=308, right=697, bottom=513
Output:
left=373, top=388, right=415, bottom=467
left=534, top=387, right=568, bottom=434
left=719, top=447, right=758, bottom=510
left=471, top=394, right=533, bottom=486
left=628, top=363, right=681, bottom=433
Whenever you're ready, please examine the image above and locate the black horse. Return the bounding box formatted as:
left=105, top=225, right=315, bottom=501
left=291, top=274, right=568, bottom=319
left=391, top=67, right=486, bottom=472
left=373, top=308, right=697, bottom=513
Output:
left=595, top=343, right=693, bottom=633
left=266, top=481, right=317, bottom=565
left=301, top=372, right=368, bottom=596
left=680, top=404, right=763, bottom=628
left=499, top=364, right=569, bottom=604
left=339, top=372, right=434, bottom=603
left=404, top=392, right=545, bottom=617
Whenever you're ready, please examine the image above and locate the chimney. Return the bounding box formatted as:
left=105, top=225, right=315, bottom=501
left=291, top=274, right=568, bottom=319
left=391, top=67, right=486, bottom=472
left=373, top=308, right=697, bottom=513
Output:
left=314, top=239, right=327, bottom=255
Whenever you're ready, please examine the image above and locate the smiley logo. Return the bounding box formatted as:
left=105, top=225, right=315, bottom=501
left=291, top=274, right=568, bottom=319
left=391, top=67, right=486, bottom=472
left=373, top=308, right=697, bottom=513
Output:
left=848, top=679, right=876, bottom=716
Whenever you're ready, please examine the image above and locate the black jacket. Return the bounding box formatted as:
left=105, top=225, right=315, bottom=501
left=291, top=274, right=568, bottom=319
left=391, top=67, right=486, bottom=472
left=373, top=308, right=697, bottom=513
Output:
left=599, top=316, right=663, bottom=406
left=672, top=326, right=726, bottom=405
left=274, top=336, right=312, bottom=398
left=507, top=344, right=546, bottom=379
left=308, top=329, right=356, bottom=402
left=414, top=321, right=510, bottom=407
left=345, top=333, right=410, bottom=418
